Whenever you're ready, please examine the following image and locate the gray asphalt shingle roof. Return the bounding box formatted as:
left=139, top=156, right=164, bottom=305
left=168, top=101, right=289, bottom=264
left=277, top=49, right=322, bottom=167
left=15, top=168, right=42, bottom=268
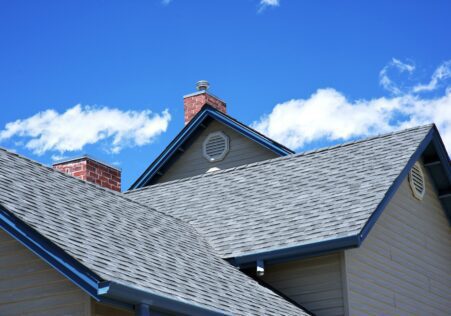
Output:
left=0, top=148, right=308, bottom=315
left=126, top=124, right=433, bottom=259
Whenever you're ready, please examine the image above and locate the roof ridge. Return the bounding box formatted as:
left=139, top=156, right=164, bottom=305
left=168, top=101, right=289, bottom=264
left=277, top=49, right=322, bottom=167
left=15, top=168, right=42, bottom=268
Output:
left=0, top=147, right=190, bottom=226
left=126, top=123, right=434, bottom=193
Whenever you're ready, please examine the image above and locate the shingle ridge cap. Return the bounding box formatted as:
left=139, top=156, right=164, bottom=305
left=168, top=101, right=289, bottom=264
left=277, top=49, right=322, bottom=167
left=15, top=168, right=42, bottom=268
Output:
left=126, top=123, right=433, bottom=193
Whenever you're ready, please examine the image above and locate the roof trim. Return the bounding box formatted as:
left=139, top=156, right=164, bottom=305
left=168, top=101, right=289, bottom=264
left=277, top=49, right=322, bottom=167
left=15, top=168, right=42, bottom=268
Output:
left=0, top=206, right=104, bottom=299
left=229, top=125, right=451, bottom=267
left=228, top=235, right=361, bottom=268
left=358, top=127, right=436, bottom=240
left=0, top=206, right=230, bottom=315
left=101, top=281, right=228, bottom=316
left=129, top=105, right=294, bottom=189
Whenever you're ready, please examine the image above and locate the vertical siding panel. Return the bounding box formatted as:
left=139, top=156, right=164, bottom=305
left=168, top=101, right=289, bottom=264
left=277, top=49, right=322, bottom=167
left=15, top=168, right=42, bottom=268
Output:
left=345, top=161, right=451, bottom=315
left=261, top=253, right=345, bottom=316
left=157, top=121, right=278, bottom=183
left=0, top=230, right=91, bottom=315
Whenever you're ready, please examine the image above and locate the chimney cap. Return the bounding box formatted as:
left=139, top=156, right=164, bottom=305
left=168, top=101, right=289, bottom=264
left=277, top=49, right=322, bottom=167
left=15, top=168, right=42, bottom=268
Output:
left=196, top=80, right=210, bottom=91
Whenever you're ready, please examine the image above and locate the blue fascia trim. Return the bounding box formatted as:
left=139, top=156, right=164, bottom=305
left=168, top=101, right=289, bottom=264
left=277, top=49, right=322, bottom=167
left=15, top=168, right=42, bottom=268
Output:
left=430, top=127, right=451, bottom=224
left=208, top=110, right=294, bottom=156
left=130, top=107, right=293, bottom=189
left=230, top=126, right=451, bottom=267
left=0, top=208, right=227, bottom=315
left=430, top=126, right=451, bottom=182
left=229, top=235, right=360, bottom=267
left=0, top=207, right=103, bottom=299
left=358, top=127, right=449, bottom=241
left=101, top=281, right=229, bottom=316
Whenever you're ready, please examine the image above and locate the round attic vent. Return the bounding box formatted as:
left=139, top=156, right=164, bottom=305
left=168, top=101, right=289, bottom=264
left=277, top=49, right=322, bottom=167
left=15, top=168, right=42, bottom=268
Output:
left=203, top=131, right=229, bottom=162
left=409, top=162, right=426, bottom=200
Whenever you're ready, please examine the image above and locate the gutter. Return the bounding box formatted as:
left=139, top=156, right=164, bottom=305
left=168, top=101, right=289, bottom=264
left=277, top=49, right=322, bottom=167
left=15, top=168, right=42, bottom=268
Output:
left=228, top=235, right=361, bottom=268
left=0, top=207, right=228, bottom=316
left=99, top=281, right=228, bottom=316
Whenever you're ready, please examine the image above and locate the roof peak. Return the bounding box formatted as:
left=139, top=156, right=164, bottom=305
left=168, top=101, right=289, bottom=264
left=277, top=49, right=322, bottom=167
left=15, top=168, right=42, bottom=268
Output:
left=126, top=123, right=435, bottom=193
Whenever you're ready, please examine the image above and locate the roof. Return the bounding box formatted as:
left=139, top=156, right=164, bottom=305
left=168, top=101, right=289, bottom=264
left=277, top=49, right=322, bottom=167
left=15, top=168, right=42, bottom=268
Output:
left=0, top=148, right=309, bottom=315
left=126, top=124, right=451, bottom=266
left=129, top=105, right=294, bottom=189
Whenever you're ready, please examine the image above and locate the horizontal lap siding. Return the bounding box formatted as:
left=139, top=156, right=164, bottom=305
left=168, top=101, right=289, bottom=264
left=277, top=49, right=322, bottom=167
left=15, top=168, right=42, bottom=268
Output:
left=345, top=162, right=451, bottom=315
left=0, top=230, right=91, bottom=316
left=157, top=121, right=277, bottom=183
left=92, top=301, right=134, bottom=316
left=261, top=253, right=345, bottom=316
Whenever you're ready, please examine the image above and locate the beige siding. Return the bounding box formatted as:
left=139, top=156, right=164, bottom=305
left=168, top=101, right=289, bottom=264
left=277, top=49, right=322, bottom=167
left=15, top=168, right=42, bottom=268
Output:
left=157, top=120, right=278, bottom=183
left=91, top=301, right=133, bottom=316
left=345, top=162, right=451, bottom=315
left=0, top=229, right=91, bottom=316
left=261, top=253, right=345, bottom=316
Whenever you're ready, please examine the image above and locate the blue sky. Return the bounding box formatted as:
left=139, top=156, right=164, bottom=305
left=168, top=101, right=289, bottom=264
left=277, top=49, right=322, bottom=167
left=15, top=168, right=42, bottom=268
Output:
left=1, top=0, right=450, bottom=189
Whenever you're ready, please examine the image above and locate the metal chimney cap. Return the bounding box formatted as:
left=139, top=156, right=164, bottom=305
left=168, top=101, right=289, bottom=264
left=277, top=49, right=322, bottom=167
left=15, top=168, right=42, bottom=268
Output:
left=196, top=80, right=210, bottom=91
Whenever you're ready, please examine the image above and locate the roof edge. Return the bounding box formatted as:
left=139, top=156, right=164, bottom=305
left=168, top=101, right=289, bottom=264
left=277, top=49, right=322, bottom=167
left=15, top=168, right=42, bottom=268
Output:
left=228, top=124, right=451, bottom=267
left=100, top=281, right=228, bottom=316
left=129, top=105, right=294, bottom=190
left=228, top=235, right=361, bottom=268
left=0, top=206, right=230, bottom=315
left=0, top=206, right=103, bottom=299
left=359, top=125, right=451, bottom=240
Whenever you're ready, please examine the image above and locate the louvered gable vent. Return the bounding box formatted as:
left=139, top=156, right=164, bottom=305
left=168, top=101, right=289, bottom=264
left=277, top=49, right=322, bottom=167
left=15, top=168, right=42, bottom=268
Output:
left=409, top=162, right=426, bottom=200
left=203, top=131, right=229, bottom=162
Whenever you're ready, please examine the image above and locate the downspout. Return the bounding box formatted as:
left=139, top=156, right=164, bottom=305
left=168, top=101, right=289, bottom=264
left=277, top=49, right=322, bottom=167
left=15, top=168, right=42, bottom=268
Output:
left=135, top=303, right=150, bottom=316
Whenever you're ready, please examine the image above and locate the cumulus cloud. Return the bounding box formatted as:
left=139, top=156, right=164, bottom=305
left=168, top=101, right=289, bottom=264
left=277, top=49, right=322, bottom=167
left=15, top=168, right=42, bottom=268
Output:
left=253, top=60, right=451, bottom=153
left=0, top=105, right=171, bottom=156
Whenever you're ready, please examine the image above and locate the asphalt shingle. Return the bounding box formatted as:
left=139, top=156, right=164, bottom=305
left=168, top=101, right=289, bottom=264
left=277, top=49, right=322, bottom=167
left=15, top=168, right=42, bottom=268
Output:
left=127, top=124, right=433, bottom=259
left=0, top=148, right=308, bottom=315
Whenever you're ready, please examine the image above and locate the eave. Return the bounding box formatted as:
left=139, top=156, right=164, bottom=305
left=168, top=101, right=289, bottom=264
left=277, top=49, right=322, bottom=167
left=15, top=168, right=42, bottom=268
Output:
left=0, top=206, right=228, bottom=316
left=228, top=125, right=451, bottom=269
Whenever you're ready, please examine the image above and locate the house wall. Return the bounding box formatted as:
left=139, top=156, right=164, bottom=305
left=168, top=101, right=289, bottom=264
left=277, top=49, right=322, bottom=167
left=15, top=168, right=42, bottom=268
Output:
left=91, top=301, right=134, bottom=316
left=344, top=162, right=451, bottom=315
left=261, top=253, right=345, bottom=316
left=0, top=229, right=91, bottom=316
left=157, top=120, right=278, bottom=183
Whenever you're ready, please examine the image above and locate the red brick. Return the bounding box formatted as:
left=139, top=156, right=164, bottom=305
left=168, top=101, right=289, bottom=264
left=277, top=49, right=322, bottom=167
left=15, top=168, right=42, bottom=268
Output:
left=52, top=157, right=121, bottom=192
left=184, top=91, right=226, bottom=125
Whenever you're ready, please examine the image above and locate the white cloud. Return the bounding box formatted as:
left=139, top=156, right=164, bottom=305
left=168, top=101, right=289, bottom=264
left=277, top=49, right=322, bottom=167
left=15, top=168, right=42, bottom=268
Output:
left=259, top=0, right=280, bottom=12
left=413, top=60, right=451, bottom=93
left=379, top=58, right=415, bottom=95
left=261, top=0, right=280, bottom=6
left=0, top=105, right=171, bottom=155
left=50, top=154, right=68, bottom=162
left=253, top=60, right=451, bottom=154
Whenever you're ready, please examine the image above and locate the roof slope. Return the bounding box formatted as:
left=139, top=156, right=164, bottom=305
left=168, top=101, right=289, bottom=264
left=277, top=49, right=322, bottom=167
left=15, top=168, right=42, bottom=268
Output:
left=127, top=125, right=435, bottom=260
left=130, top=105, right=294, bottom=189
left=0, top=149, right=308, bottom=315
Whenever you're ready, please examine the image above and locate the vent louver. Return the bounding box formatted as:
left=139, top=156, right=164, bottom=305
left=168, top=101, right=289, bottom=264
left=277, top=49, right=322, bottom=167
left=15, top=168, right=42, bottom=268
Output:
left=203, top=132, right=229, bottom=162
left=409, top=162, right=425, bottom=200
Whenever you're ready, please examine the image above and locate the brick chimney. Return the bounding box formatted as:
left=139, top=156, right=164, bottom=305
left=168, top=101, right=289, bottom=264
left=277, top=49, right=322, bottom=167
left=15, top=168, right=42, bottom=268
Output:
left=53, top=155, right=121, bottom=192
left=184, top=80, right=226, bottom=125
